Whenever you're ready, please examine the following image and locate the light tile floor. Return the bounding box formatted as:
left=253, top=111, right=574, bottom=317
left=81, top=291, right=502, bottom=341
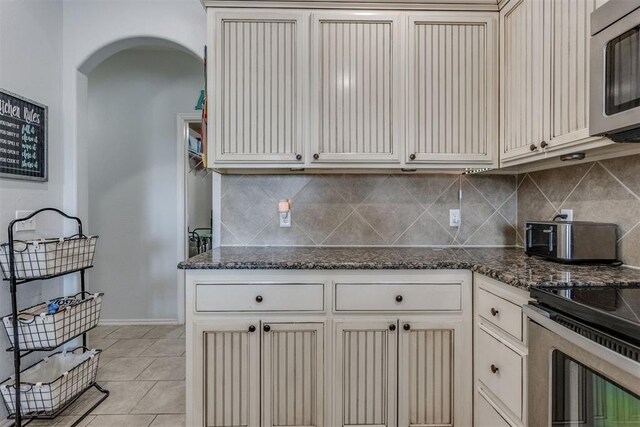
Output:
left=29, top=325, right=186, bottom=427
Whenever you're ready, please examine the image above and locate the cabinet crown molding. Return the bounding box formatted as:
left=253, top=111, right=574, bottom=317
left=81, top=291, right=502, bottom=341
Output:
left=202, top=0, right=500, bottom=11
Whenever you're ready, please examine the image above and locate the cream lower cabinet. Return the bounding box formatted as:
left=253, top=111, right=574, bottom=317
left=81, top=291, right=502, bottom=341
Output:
left=473, top=273, right=530, bottom=427
left=334, top=320, right=398, bottom=427
left=187, top=270, right=472, bottom=427
left=199, top=320, right=325, bottom=427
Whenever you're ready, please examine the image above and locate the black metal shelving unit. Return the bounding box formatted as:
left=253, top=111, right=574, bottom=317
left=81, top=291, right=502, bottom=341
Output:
left=2, top=208, right=109, bottom=427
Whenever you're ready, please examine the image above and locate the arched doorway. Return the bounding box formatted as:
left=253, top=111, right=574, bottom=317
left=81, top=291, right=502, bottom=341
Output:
left=71, top=38, right=203, bottom=324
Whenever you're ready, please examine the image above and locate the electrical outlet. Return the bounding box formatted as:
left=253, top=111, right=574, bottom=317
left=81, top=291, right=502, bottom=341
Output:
left=560, top=209, right=573, bottom=221
left=15, top=210, right=36, bottom=232
left=450, top=209, right=461, bottom=227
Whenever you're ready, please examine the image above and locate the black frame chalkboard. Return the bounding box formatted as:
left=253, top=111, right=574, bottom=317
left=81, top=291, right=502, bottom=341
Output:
left=0, top=89, right=48, bottom=182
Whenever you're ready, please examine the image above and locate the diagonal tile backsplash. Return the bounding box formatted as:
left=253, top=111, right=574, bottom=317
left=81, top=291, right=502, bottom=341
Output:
left=517, top=154, right=640, bottom=267
left=220, top=173, right=518, bottom=247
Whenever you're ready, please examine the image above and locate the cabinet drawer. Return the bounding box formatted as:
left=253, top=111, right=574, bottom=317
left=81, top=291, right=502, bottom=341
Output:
left=195, top=283, right=324, bottom=312
left=476, top=392, right=512, bottom=427
left=477, top=287, right=523, bottom=340
left=477, top=328, right=523, bottom=419
left=335, top=283, right=461, bottom=311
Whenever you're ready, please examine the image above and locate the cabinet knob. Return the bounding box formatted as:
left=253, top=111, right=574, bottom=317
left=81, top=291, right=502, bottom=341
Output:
left=409, top=153, right=416, bottom=160
left=389, top=324, right=396, bottom=331
left=255, top=295, right=263, bottom=303
left=490, top=307, right=499, bottom=317
left=530, top=144, right=538, bottom=152
left=248, top=325, right=256, bottom=333
left=540, top=141, right=548, bottom=149
left=295, top=153, right=302, bottom=160
left=403, top=323, right=411, bottom=331
left=491, top=364, right=499, bottom=374
left=395, top=295, right=403, bottom=303
left=263, top=324, right=271, bottom=333
left=313, top=153, right=320, bottom=160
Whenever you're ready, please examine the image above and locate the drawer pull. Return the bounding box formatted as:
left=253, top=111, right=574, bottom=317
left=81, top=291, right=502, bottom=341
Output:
left=490, top=308, right=499, bottom=316
left=295, top=153, right=302, bottom=160
left=313, top=153, right=320, bottom=160
left=263, top=324, right=271, bottom=333
left=409, top=153, right=416, bottom=160
left=389, top=324, right=396, bottom=331
left=491, top=364, right=499, bottom=374
left=403, top=323, right=411, bottom=331
left=255, top=295, right=263, bottom=303
left=395, top=295, right=403, bottom=303
left=248, top=325, right=256, bottom=333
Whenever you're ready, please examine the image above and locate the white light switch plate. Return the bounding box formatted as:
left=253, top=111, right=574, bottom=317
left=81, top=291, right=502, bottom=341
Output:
left=15, top=210, right=36, bottom=232
left=449, top=209, right=461, bottom=227
left=560, top=209, right=573, bottom=221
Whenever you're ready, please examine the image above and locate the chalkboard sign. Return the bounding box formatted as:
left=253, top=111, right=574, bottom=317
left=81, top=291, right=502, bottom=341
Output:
left=0, top=89, right=47, bottom=181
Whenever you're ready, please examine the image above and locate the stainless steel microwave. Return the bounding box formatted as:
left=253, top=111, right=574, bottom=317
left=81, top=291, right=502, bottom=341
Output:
left=590, top=0, right=640, bottom=142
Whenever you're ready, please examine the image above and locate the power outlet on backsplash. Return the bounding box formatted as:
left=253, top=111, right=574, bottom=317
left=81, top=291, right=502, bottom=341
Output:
left=560, top=209, right=573, bottom=221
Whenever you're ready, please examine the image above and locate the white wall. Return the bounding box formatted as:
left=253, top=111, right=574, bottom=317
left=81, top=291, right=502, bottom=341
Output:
left=62, top=0, right=206, bottom=227
left=0, top=0, right=65, bottom=421
left=87, top=48, right=202, bottom=323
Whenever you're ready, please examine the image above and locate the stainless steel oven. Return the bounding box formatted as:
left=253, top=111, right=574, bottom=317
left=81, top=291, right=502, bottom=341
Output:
left=525, top=287, right=640, bottom=427
left=590, top=0, right=640, bottom=142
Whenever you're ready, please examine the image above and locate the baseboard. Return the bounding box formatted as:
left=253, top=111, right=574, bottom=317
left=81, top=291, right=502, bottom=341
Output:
left=99, top=318, right=179, bottom=326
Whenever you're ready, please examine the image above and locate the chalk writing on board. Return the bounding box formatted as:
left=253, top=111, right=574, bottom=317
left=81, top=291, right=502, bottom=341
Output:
left=0, top=90, right=47, bottom=181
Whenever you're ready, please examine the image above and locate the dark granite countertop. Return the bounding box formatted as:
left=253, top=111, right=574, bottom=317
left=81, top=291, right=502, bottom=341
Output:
left=178, top=247, right=640, bottom=291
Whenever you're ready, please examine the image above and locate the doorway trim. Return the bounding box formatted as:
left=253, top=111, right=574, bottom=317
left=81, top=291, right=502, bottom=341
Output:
left=177, top=112, right=202, bottom=324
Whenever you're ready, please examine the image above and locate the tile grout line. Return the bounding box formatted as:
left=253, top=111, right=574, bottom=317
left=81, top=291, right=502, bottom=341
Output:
left=316, top=175, right=389, bottom=245
left=545, top=162, right=596, bottom=213
left=599, top=161, right=640, bottom=202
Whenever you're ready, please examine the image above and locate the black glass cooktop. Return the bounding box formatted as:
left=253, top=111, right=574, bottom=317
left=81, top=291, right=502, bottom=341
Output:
left=530, top=286, right=640, bottom=344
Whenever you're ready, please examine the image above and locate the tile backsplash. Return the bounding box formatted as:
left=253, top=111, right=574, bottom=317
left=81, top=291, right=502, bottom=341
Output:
left=221, top=174, right=517, bottom=247
left=517, top=154, right=640, bottom=267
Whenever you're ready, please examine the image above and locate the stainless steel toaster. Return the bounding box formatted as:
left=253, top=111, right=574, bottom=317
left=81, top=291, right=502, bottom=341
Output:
left=525, top=221, right=618, bottom=263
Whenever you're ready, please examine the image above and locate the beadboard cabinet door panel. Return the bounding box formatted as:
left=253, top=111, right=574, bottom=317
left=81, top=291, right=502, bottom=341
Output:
left=407, top=13, right=497, bottom=165
left=334, top=320, right=398, bottom=427
left=500, top=0, right=546, bottom=162
left=209, top=10, right=309, bottom=165
left=203, top=322, right=261, bottom=427
left=262, top=322, right=325, bottom=427
left=310, top=12, right=403, bottom=163
left=398, top=319, right=471, bottom=427
left=545, top=0, right=599, bottom=150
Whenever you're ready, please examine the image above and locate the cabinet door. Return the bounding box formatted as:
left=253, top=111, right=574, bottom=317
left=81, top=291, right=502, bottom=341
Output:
left=545, top=0, right=599, bottom=149
left=500, top=0, right=546, bottom=161
left=334, top=320, right=398, bottom=427
left=262, top=322, right=324, bottom=427
left=407, top=13, right=497, bottom=165
left=209, top=10, right=308, bottom=165
left=398, top=320, right=471, bottom=427
left=203, top=322, right=260, bottom=427
left=310, top=12, right=402, bottom=163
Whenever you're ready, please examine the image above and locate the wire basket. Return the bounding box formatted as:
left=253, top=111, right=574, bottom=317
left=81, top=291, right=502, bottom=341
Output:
left=0, top=347, right=101, bottom=417
left=2, top=292, right=103, bottom=351
left=0, top=235, right=98, bottom=280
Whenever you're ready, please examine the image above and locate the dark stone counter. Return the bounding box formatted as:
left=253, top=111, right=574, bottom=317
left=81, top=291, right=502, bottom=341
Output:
left=179, top=247, right=640, bottom=290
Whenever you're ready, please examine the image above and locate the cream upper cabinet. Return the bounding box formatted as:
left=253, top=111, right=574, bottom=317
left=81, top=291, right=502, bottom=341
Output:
left=310, top=12, right=403, bottom=164
left=208, top=10, right=309, bottom=165
left=262, top=322, right=324, bottom=427
left=407, top=13, right=498, bottom=166
left=500, top=0, right=546, bottom=163
left=545, top=0, right=599, bottom=150
left=334, top=320, right=398, bottom=427
left=500, top=0, right=610, bottom=166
